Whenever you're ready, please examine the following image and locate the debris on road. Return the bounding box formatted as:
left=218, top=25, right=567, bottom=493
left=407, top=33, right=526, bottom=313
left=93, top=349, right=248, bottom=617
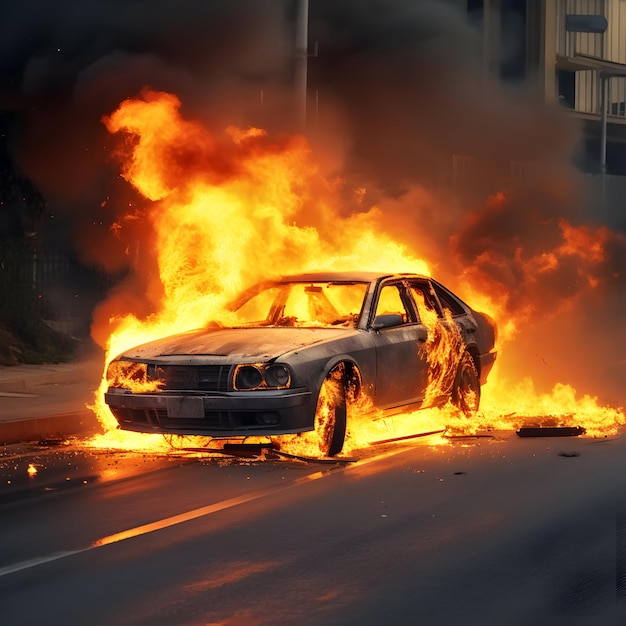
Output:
left=516, top=426, right=586, bottom=437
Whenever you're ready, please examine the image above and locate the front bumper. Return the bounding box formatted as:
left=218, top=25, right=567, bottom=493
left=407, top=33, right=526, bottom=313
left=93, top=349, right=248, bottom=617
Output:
left=104, top=387, right=314, bottom=437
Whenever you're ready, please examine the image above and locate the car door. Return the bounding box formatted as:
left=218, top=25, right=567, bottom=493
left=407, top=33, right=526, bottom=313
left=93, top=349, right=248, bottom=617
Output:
left=368, top=280, right=429, bottom=409
left=407, top=278, right=461, bottom=401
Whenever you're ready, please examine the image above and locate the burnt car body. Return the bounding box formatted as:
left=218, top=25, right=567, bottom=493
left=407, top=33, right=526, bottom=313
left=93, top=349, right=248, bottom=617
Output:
left=105, top=272, right=497, bottom=456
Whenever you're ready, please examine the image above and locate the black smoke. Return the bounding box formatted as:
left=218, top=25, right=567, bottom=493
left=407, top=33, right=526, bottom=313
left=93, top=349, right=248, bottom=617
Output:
left=0, top=0, right=624, bottom=402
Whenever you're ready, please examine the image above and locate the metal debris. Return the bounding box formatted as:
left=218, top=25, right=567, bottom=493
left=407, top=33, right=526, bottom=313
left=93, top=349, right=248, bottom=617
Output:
left=516, top=426, right=586, bottom=438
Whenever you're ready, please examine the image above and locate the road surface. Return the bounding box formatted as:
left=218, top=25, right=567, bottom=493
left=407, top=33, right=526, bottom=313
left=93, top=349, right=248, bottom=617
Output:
left=1, top=429, right=625, bottom=625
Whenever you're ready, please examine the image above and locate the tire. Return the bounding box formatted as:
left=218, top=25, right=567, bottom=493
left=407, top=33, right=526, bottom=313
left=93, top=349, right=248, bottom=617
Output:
left=452, top=351, right=480, bottom=416
left=314, top=372, right=347, bottom=457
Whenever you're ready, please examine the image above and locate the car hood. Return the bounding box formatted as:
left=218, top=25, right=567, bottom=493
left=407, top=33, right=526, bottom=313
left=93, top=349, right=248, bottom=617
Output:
left=117, top=326, right=355, bottom=364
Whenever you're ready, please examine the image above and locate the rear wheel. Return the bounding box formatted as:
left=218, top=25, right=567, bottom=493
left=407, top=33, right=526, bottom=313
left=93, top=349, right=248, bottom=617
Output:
left=452, top=351, right=480, bottom=416
left=314, top=371, right=347, bottom=457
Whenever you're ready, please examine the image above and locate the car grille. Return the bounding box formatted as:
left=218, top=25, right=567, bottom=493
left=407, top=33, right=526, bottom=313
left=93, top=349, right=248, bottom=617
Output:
left=148, top=364, right=231, bottom=392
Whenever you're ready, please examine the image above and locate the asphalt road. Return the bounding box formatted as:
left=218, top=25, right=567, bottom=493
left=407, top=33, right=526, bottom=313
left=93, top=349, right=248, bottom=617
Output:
left=1, top=431, right=626, bottom=626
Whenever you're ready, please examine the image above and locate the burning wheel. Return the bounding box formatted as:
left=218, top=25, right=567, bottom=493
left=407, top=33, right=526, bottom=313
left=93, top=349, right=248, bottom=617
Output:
left=314, top=370, right=347, bottom=457
left=452, top=351, right=480, bottom=416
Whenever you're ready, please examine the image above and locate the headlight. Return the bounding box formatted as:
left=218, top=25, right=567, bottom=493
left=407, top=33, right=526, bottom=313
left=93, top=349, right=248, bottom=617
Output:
left=235, top=365, right=264, bottom=390
left=233, top=363, right=291, bottom=390
left=265, top=364, right=290, bottom=387
left=106, top=360, right=162, bottom=392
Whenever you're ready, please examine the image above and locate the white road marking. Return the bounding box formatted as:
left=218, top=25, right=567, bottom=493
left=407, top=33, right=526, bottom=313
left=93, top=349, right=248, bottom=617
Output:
left=0, top=551, right=84, bottom=577
left=0, top=469, right=329, bottom=578
left=0, top=447, right=406, bottom=579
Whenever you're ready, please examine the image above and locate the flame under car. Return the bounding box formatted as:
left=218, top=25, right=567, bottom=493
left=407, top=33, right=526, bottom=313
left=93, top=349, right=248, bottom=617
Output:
left=105, top=272, right=497, bottom=456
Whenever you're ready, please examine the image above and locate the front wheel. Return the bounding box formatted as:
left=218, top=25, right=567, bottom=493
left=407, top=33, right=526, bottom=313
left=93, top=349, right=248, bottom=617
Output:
left=452, top=352, right=480, bottom=416
left=314, top=371, right=347, bottom=457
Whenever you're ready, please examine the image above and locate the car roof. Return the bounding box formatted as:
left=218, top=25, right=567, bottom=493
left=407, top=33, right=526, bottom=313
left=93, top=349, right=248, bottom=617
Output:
left=276, top=271, right=429, bottom=283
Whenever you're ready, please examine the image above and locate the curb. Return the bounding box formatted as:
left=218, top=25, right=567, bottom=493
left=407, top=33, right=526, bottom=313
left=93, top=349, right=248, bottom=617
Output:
left=0, top=410, right=104, bottom=445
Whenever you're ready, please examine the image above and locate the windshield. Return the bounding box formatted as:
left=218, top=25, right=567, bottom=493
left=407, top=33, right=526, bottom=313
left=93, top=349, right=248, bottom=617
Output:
left=228, top=281, right=369, bottom=328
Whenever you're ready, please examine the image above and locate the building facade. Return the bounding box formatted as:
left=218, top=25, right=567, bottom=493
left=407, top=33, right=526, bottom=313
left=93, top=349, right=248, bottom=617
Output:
left=473, top=0, right=626, bottom=173
left=466, top=0, right=626, bottom=228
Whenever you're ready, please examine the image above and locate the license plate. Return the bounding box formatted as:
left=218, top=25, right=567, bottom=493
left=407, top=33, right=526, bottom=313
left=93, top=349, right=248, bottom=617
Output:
left=166, top=397, right=204, bottom=418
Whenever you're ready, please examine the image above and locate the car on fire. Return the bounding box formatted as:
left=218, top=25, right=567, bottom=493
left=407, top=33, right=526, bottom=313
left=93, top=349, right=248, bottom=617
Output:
left=105, top=272, right=497, bottom=457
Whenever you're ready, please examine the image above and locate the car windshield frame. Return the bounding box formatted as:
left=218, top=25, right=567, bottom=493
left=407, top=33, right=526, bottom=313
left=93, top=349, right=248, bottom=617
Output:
left=223, top=280, right=370, bottom=329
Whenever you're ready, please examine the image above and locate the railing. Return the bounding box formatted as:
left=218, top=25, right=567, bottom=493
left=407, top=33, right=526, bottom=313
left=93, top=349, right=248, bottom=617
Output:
left=0, top=247, right=109, bottom=335
left=556, top=0, right=626, bottom=119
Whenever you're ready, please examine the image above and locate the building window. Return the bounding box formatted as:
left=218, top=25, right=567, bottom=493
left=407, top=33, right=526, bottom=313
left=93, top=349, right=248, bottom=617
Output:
left=558, top=70, right=576, bottom=108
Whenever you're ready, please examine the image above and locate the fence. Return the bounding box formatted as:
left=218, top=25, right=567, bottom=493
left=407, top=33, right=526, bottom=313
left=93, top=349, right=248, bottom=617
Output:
left=0, top=246, right=106, bottom=337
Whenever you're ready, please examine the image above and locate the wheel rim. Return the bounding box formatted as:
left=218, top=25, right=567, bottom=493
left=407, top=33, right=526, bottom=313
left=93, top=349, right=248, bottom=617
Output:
left=455, top=355, right=480, bottom=415
left=314, top=379, right=337, bottom=456
left=314, top=375, right=346, bottom=457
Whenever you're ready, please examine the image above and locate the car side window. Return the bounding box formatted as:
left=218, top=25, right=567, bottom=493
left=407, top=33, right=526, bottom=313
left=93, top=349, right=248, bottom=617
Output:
left=374, top=284, right=411, bottom=324
left=432, top=282, right=466, bottom=317
left=408, top=282, right=441, bottom=320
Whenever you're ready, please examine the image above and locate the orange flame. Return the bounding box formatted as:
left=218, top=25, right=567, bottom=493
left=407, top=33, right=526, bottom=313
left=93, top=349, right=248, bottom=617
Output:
left=84, top=90, right=624, bottom=454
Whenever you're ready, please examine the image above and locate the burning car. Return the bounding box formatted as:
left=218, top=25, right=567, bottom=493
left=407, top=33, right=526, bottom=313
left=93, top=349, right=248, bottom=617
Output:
left=105, top=272, right=497, bottom=456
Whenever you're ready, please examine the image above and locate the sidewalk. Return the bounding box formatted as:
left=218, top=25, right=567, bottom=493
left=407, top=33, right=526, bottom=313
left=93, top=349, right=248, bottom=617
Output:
left=0, top=359, right=105, bottom=445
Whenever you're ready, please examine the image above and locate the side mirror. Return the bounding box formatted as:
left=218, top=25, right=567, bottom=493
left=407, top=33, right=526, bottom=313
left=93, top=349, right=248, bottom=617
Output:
left=371, top=313, right=404, bottom=330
